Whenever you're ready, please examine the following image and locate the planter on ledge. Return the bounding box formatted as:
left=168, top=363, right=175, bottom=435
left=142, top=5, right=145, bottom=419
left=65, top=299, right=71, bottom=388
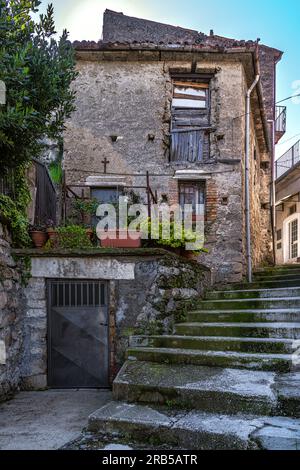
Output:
left=99, top=229, right=142, bottom=248
left=30, top=231, right=48, bottom=248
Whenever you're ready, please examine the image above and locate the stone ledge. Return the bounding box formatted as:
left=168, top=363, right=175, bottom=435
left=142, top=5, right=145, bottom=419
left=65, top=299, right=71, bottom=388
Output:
left=12, top=248, right=211, bottom=270
left=13, top=247, right=174, bottom=258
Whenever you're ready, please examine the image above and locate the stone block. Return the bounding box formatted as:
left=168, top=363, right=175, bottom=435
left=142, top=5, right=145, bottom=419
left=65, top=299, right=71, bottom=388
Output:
left=21, top=374, right=47, bottom=391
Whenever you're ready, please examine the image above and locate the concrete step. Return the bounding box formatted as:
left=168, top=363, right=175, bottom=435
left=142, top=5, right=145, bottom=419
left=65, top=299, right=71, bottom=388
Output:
left=196, top=298, right=300, bottom=310
left=255, top=265, right=300, bottom=273
left=113, top=361, right=277, bottom=415
left=174, top=322, right=300, bottom=339
left=88, top=401, right=300, bottom=450
left=127, top=347, right=293, bottom=372
left=227, top=279, right=300, bottom=290
left=130, top=335, right=295, bottom=354
left=206, top=287, right=300, bottom=300
left=254, top=272, right=300, bottom=281
left=187, top=309, right=300, bottom=323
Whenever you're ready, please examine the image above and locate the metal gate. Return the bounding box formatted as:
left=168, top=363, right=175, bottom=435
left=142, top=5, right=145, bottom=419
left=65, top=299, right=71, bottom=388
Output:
left=47, top=280, right=109, bottom=388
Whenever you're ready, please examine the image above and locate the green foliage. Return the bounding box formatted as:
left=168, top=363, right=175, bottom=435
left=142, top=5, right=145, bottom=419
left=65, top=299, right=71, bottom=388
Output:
left=141, top=218, right=206, bottom=253
left=44, top=225, right=92, bottom=250
left=72, top=198, right=99, bottom=216
left=13, top=254, right=32, bottom=286
left=48, top=160, right=62, bottom=184
left=0, top=194, right=31, bottom=247
left=0, top=0, right=78, bottom=169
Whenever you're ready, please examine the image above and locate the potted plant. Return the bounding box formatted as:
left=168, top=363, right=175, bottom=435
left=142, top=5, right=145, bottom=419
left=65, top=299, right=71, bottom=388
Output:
left=98, top=198, right=142, bottom=248
left=45, top=219, right=58, bottom=241
left=44, top=225, right=93, bottom=250
left=29, top=222, right=48, bottom=248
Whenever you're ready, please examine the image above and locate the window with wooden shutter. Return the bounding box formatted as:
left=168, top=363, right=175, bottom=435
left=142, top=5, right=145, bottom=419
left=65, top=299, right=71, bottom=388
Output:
left=170, top=80, right=210, bottom=163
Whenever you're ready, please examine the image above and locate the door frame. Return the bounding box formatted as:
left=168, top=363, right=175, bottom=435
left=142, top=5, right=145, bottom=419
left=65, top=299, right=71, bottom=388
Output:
left=283, top=213, right=300, bottom=263
left=46, top=278, right=110, bottom=389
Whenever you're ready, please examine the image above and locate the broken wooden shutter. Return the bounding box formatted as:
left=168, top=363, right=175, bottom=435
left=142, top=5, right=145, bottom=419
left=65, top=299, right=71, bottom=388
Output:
left=170, top=81, right=209, bottom=163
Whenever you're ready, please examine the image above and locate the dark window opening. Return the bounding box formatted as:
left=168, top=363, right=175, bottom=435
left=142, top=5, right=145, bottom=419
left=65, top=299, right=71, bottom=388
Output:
left=179, top=181, right=205, bottom=219
left=277, top=229, right=282, bottom=241
left=289, top=204, right=297, bottom=216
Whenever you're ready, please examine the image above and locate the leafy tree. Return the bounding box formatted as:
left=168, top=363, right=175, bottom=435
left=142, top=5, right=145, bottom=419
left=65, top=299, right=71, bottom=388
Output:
left=0, top=0, right=77, bottom=169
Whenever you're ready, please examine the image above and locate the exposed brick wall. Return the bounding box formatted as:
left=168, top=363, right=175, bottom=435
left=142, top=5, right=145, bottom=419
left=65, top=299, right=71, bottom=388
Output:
left=206, top=179, right=218, bottom=223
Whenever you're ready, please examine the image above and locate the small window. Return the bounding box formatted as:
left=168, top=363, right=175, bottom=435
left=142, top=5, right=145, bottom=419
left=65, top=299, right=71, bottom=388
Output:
left=277, top=242, right=282, bottom=250
left=289, top=204, right=297, bottom=216
left=277, top=229, right=282, bottom=241
left=172, top=82, right=209, bottom=109
left=179, top=181, right=205, bottom=217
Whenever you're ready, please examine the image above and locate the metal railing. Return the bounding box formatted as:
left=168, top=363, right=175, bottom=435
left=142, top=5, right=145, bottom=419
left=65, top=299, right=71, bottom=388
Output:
left=0, top=167, right=15, bottom=198
left=61, top=171, right=158, bottom=225
left=275, top=106, right=287, bottom=143
left=276, top=139, right=300, bottom=179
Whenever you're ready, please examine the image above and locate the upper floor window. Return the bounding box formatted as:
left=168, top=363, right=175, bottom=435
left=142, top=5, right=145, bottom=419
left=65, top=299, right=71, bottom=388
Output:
left=172, top=81, right=209, bottom=109
left=170, top=78, right=210, bottom=163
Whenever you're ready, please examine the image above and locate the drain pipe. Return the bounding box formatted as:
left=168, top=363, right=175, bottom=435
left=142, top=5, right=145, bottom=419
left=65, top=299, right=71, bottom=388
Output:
left=245, top=74, right=260, bottom=283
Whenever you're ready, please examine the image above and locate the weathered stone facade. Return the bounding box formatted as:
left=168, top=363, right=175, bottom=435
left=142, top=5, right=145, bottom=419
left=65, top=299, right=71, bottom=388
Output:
left=64, top=9, right=280, bottom=283
left=0, top=223, right=26, bottom=401
left=17, top=250, right=210, bottom=387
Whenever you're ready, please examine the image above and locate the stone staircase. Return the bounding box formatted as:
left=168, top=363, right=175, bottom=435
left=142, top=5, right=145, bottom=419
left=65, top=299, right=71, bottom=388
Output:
left=88, top=266, right=300, bottom=449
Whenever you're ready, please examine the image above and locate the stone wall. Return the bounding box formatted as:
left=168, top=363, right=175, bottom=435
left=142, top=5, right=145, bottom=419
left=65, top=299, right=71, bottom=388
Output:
left=0, top=223, right=25, bottom=401
left=20, top=251, right=211, bottom=387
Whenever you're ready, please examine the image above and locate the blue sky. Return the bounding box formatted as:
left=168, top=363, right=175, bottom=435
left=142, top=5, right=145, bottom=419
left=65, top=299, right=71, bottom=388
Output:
left=39, top=0, right=300, bottom=157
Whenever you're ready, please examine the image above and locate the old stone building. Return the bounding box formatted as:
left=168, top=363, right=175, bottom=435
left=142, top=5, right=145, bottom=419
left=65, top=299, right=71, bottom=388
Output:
left=0, top=10, right=289, bottom=401
left=64, top=9, right=284, bottom=284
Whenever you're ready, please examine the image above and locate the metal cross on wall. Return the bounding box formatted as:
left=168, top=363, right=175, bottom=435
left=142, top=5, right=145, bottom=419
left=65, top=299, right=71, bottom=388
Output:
left=102, top=157, right=110, bottom=174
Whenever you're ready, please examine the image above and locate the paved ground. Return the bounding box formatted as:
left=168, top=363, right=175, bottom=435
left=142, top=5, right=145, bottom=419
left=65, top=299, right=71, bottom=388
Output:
left=0, top=389, right=112, bottom=450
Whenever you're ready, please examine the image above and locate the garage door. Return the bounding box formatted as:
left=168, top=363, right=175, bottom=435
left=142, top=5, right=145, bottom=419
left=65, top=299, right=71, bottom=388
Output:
left=47, top=280, right=109, bottom=388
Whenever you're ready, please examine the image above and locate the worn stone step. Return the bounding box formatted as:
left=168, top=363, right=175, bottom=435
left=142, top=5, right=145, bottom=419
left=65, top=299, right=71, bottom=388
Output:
left=88, top=401, right=300, bottom=450
left=196, top=298, right=300, bottom=310
left=127, top=347, right=293, bottom=372
left=113, top=361, right=277, bottom=415
left=228, top=279, right=300, bottom=290
left=130, top=335, right=295, bottom=354
left=174, top=322, right=300, bottom=339
left=187, top=309, right=300, bottom=323
left=255, top=265, right=300, bottom=273
left=206, top=287, right=300, bottom=300
left=254, top=272, right=300, bottom=281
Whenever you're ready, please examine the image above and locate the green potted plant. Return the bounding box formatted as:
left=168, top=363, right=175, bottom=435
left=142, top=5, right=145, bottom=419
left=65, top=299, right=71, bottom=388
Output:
left=44, top=225, right=93, bottom=250
left=45, top=219, right=58, bottom=241
left=29, top=221, right=48, bottom=248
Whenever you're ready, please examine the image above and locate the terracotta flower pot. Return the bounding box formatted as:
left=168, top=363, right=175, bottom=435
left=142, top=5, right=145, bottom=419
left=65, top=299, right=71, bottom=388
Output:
left=30, top=231, right=48, bottom=248
left=46, top=228, right=58, bottom=242
left=86, top=228, right=93, bottom=240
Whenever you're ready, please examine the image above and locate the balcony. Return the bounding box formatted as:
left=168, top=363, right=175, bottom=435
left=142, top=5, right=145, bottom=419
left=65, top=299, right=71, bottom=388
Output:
left=275, top=106, right=287, bottom=144
left=276, top=139, right=300, bottom=180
